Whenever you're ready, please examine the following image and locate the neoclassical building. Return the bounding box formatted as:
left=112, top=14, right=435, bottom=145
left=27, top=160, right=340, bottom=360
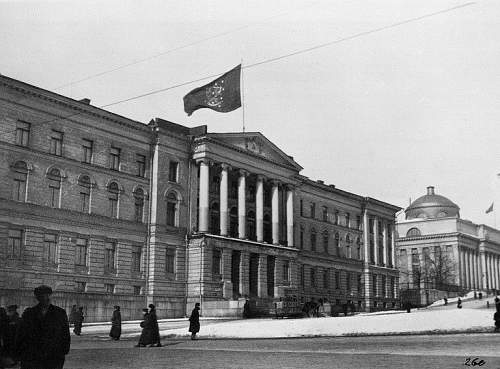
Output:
left=396, top=186, right=500, bottom=305
left=0, top=74, right=400, bottom=320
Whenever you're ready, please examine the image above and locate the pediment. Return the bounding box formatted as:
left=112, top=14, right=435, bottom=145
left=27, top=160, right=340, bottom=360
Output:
left=206, top=132, right=302, bottom=171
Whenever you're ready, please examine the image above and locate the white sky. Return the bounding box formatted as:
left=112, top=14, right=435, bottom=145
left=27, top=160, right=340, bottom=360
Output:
left=1, top=0, right=499, bottom=226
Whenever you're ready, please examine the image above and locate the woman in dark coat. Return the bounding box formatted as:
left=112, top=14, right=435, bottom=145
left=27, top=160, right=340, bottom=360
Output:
left=148, top=304, right=161, bottom=347
left=109, top=306, right=121, bottom=340
left=189, top=303, right=200, bottom=340
left=136, top=309, right=152, bottom=347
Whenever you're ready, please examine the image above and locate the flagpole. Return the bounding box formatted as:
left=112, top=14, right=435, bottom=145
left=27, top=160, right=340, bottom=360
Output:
left=241, top=59, right=246, bottom=133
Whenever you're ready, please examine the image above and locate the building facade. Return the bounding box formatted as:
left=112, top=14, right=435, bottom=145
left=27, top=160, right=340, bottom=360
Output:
left=396, top=186, right=500, bottom=306
left=0, top=75, right=400, bottom=321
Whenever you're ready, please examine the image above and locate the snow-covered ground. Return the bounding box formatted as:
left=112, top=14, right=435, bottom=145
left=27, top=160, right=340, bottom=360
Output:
left=150, top=308, right=496, bottom=339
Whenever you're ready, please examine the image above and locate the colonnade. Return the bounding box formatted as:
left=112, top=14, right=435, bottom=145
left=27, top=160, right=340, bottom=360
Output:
left=459, top=246, right=500, bottom=291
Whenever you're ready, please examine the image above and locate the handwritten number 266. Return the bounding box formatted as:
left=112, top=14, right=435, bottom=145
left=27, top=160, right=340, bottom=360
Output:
left=464, top=357, right=485, bottom=366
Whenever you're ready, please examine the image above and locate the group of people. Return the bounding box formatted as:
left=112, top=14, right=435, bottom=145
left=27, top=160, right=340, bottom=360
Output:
left=1, top=285, right=71, bottom=369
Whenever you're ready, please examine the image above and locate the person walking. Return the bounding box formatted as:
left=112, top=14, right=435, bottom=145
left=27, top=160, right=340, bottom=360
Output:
left=188, top=303, right=200, bottom=340
left=457, top=297, right=462, bottom=309
left=136, top=308, right=152, bottom=347
left=14, top=285, right=71, bottom=369
left=109, top=306, right=121, bottom=341
left=3, top=305, right=21, bottom=366
left=148, top=304, right=161, bottom=347
left=73, top=307, right=84, bottom=336
left=68, top=305, right=77, bottom=328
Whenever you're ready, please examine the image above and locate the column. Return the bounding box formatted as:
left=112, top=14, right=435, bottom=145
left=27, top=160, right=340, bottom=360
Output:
left=271, top=180, right=280, bottom=245
left=362, top=207, right=372, bottom=311
left=453, top=245, right=461, bottom=286
left=256, top=175, right=264, bottom=242
left=238, top=169, right=247, bottom=239
left=391, top=224, right=396, bottom=268
left=480, top=251, right=487, bottom=290
left=471, top=252, right=476, bottom=290
left=239, top=251, right=249, bottom=296
left=219, top=164, right=230, bottom=236
left=257, top=254, right=268, bottom=298
left=221, top=248, right=233, bottom=298
left=488, top=253, right=493, bottom=290
left=382, top=222, right=388, bottom=267
left=286, top=185, right=294, bottom=247
left=198, top=159, right=210, bottom=233
left=373, top=217, right=379, bottom=266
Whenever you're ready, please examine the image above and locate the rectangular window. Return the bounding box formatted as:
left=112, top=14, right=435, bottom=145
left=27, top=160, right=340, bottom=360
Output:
left=283, top=260, right=290, bottom=282
left=310, top=268, right=316, bottom=288
left=381, top=275, right=386, bottom=297
left=300, top=265, right=305, bottom=288
left=131, top=246, right=142, bottom=273
left=16, top=121, right=30, bottom=147
left=323, top=269, right=329, bottom=289
left=357, top=274, right=363, bottom=294
left=76, top=281, right=86, bottom=292
left=390, top=277, right=395, bottom=297
left=50, top=130, right=63, bottom=156
left=13, top=177, right=27, bottom=202
left=166, top=248, right=175, bottom=274
left=109, top=147, right=121, bottom=171
left=369, top=219, right=374, bottom=234
left=322, top=206, right=328, bottom=222
left=49, top=184, right=60, bottom=208
left=75, top=238, right=88, bottom=267
left=212, top=249, right=221, bottom=276
left=44, top=234, right=58, bottom=264
left=104, top=241, right=116, bottom=272
left=310, top=203, right=316, bottom=218
left=136, top=154, right=146, bottom=177
left=335, top=270, right=340, bottom=290
left=356, top=215, right=362, bottom=230
left=80, top=191, right=90, bottom=213
left=169, top=161, right=179, bottom=182
left=133, top=286, right=142, bottom=295
left=411, top=248, right=419, bottom=265
left=300, top=227, right=304, bottom=249
left=372, top=275, right=378, bottom=296
left=300, top=199, right=303, bottom=217
left=345, top=213, right=350, bottom=228
left=346, top=272, right=351, bottom=292
left=82, top=139, right=93, bottom=164
left=105, top=284, right=115, bottom=294
left=7, top=229, right=23, bottom=259
left=334, top=211, right=340, bottom=225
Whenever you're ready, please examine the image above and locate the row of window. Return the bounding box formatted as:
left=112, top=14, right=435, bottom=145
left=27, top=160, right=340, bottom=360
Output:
left=74, top=281, right=142, bottom=295
left=299, top=200, right=362, bottom=230
left=11, top=160, right=182, bottom=226
left=6, top=229, right=143, bottom=274
left=299, top=226, right=363, bottom=259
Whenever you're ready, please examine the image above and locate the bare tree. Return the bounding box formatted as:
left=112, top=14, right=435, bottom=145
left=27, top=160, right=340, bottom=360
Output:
left=421, top=246, right=456, bottom=290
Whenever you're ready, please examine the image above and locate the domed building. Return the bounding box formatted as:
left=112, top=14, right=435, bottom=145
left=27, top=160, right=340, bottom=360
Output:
left=396, top=186, right=500, bottom=306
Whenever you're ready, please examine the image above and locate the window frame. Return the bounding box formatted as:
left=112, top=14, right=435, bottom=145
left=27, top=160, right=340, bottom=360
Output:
left=15, top=121, right=30, bottom=147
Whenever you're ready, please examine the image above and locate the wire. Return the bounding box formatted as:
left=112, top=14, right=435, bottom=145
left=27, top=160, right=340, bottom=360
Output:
left=51, top=3, right=318, bottom=91
left=100, top=2, right=475, bottom=109
left=0, top=2, right=475, bottom=139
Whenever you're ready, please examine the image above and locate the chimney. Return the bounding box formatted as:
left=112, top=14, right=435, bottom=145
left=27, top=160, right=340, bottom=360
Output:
left=79, top=98, right=91, bottom=105
left=427, top=186, right=435, bottom=195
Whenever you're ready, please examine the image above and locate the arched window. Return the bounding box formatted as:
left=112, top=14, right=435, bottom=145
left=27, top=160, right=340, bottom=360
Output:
left=437, top=211, right=448, bottom=218
left=210, top=202, right=220, bottom=234
left=334, top=232, right=340, bottom=256
left=356, top=237, right=362, bottom=259
left=12, top=161, right=28, bottom=202
left=166, top=192, right=178, bottom=227
left=406, top=227, right=421, bottom=237
left=247, top=210, right=256, bottom=241
left=322, top=231, right=329, bottom=254
left=229, top=207, right=238, bottom=238
left=78, top=175, right=91, bottom=213
left=107, top=182, right=120, bottom=218
left=133, top=188, right=145, bottom=222
left=310, top=228, right=317, bottom=252
left=264, top=214, right=272, bottom=243
left=47, top=168, right=62, bottom=208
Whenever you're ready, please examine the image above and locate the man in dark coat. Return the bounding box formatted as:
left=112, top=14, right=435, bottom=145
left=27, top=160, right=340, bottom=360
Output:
left=109, top=306, right=121, bottom=341
left=15, top=285, right=71, bottom=369
left=457, top=298, right=462, bottom=309
left=73, top=307, right=84, bottom=336
left=494, top=303, right=500, bottom=333
left=3, top=305, right=21, bottom=364
left=188, top=303, right=200, bottom=340
left=148, top=304, right=161, bottom=347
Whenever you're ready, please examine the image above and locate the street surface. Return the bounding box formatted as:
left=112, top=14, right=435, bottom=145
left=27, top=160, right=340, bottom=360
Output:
left=65, top=333, right=500, bottom=369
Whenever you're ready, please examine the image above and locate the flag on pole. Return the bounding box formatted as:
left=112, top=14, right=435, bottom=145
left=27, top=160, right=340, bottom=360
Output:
left=183, top=64, right=241, bottom=116
left=486, top=202, right=494, bottom=214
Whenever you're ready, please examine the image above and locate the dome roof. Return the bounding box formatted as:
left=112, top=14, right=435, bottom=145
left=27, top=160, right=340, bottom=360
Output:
left=405, top=186, right=460, bottom=220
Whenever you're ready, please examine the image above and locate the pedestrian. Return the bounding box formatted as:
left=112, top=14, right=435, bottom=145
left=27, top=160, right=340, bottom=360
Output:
left=495, top=296, right=499, bottom=306
left=109, top=306, right=121, bottom=341
left=73, top=307, right=84, bottom=336
left=1, top=306, right=17, bottom=368
left=14, top=285, right=71, bottom=369
left=68, top=305, right=77, bottom=328
left=342, top=303, right=348, bottom=317
left=494, top=304, right=500, bottom=333
left=474, top=291, right=477, bottom=299
left=148, top=304, right=161, bottom=347
left=188, top=303, right=200, bottom=340
left=457, top=297, right=462, bottom=309
left=2, top=305, right=21, bottom=366
left=479, top=292, right=483, bottom=300
left=136, top=308, right=152, bottom=347
left=443, top=297, right=448, bottom=306
left=243, top=299, right=251, bottom=319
